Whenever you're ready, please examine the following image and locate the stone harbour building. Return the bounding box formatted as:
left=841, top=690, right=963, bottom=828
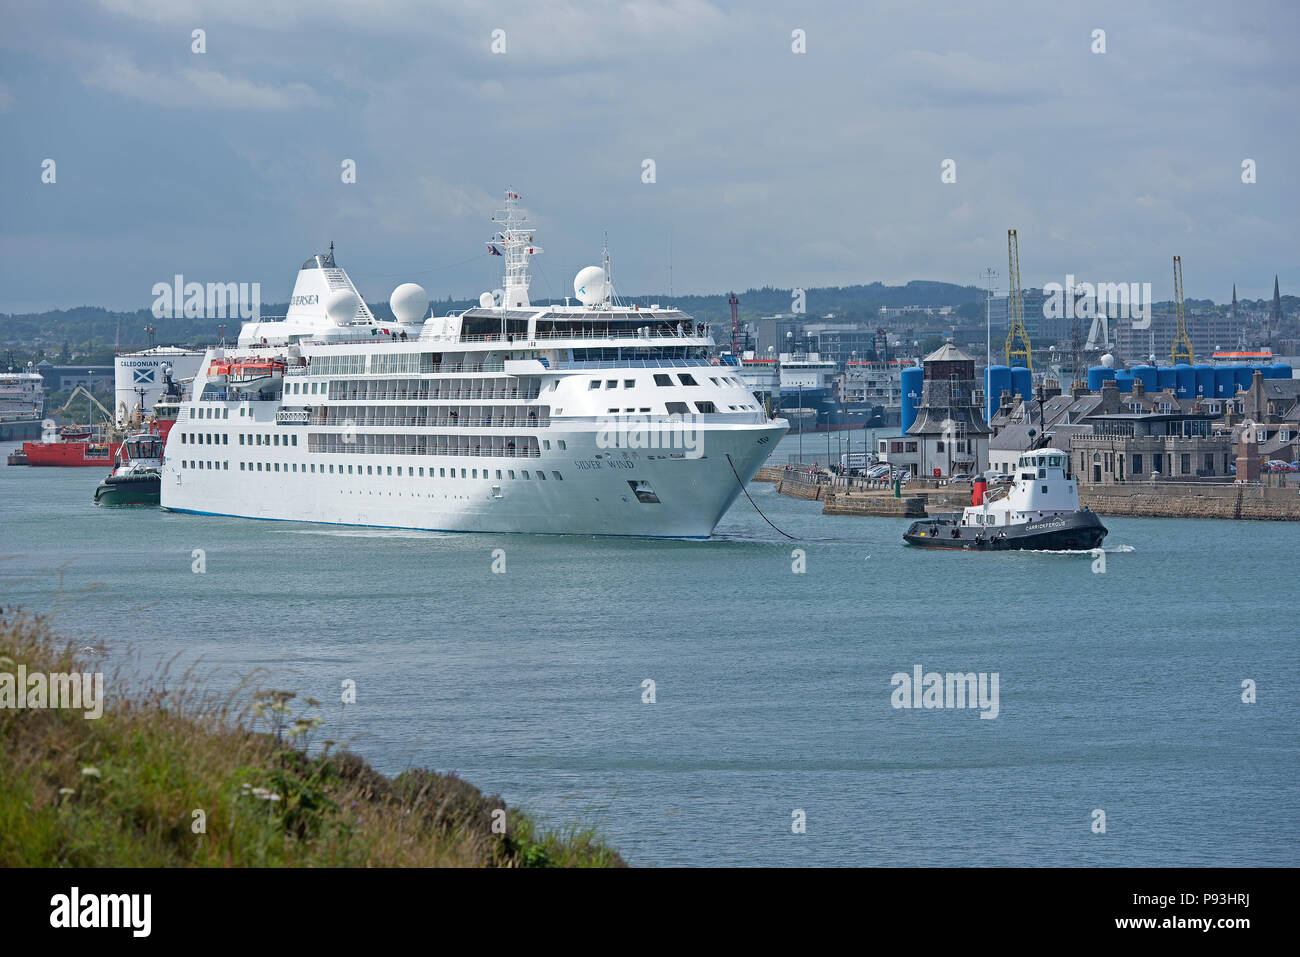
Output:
left=1070, top=409, right=1234, bottom=484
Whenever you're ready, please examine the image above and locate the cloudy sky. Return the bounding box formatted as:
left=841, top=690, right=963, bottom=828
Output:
left=1, top=0, right=1296, bottom=313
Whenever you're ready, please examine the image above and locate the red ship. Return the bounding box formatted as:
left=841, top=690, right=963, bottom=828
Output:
left=22, top=363, right=183, bottom=465
left=23, top=437, right=123, bottom=466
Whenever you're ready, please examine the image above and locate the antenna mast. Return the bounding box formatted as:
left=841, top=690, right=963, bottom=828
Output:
left=487, top=188, right=542, bottom=311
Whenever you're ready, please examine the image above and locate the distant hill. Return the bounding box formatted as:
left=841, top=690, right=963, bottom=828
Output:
left=5, top=283, right=1275, bottom=364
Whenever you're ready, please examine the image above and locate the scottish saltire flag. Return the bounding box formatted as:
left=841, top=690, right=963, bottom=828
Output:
left=133, top=368, right=155, bottom=384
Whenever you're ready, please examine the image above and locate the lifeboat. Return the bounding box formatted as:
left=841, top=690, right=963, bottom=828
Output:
left=225, top=358, right=286, bottom=393
left=206, top=360, right=231, bottom=384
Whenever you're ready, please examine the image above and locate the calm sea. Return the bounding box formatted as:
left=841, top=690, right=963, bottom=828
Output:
left=2, top=435, right=1296, bottom=866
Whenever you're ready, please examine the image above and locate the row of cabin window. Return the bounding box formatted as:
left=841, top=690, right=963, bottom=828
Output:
left=189, top=406, right=279, bottom=419
left=589, top=373, right=748, bottom=391
left=180, top=432, right=299, bottom=447
left=190, top=406, right=230, bottom=419
left=188, top=460, right=564, bottom=481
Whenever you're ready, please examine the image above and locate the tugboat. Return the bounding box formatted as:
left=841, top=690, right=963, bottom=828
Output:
left=903, top=447, right=1106, bottom=551
left=93, top=431, right=164, bottom=506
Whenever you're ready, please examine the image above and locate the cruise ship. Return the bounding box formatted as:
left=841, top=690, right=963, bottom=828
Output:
left=160, top=190, right=788, bottom=538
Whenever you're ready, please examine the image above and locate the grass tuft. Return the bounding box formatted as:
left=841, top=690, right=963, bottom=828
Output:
left=0, top=608, right=624, bottom=867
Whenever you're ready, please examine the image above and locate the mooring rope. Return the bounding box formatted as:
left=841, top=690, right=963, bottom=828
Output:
left=725, top=453, right=798, bottom=540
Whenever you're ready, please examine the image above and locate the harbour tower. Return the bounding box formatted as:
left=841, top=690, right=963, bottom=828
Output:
left=905, top=342, right=991, bottom=478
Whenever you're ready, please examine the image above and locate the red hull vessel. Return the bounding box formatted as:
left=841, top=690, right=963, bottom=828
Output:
left=23, top=439, right=123, bottom=466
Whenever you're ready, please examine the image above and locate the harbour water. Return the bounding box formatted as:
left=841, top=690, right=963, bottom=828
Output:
left=2, top=435, right=1296, bottom=866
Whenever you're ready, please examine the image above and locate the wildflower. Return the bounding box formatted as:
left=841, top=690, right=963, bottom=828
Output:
left=80, top=767, right=101, bottom=778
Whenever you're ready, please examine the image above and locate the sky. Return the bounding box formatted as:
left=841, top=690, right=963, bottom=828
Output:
left=1, top=0, right=1297, bottom=314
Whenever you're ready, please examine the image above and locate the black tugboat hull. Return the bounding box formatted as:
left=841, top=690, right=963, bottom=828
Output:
left=903, top=511, right=1107, bottom=552
left=94, top=473, right=161, bottom=506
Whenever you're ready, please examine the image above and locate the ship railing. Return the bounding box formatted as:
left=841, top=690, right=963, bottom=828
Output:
left=531, top=328, right=709, bottom=341
left=334, top=389, right=533, bottom=401
left=312, top=445, right=543, bottom=458
left=550, top=356, right=738, bottom=370
left=200, top=391, right=274, bottom=401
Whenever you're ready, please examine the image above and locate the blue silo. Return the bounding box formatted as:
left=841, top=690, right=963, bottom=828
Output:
left=1193, top=363, right=1214, bottom=397
left=1088, top=365, right=1116, bottom=391
left=1157, top=366, right=1178, bottom=392
left=1213, top=366, right=1235, bottom=398
left=985, top=365, right=1012, bottom=422
left=1232, top=365, right=1253, bottom=393
left=1175, top=365, right=1195, bottom=399
left=1131, top=364, right=1158, bottom=393
left=1114, top=370, right=1134, bottom=393
left=1267, top=362, right=1293, bottom=380
left=900, top=366, right=923, bottom=435
left=1011, top=366, right=1033, bottom=401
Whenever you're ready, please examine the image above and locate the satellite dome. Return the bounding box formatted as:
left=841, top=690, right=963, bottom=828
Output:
left=390, top=283, right=428, bottom=323
left=479, top=291, right=496, bottom=308
left=574, top=265, right=607, bottom=306
left=325, top=289, right=360, bottom=324
left=1100, top=353, right=1115, bottom=368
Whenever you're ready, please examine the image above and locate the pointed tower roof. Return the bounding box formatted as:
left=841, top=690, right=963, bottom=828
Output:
left=923, top=341, right=976, bottom=364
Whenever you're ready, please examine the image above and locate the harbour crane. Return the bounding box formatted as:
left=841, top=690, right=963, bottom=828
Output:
left=1171, top=255, right=1194, bottom=365
left=50, top=385, right=114, bottom=426
left=1005, top=228, right=1033, bottom=369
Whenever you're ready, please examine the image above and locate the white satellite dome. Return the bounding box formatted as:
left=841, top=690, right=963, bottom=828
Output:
left=1100, top=353, right=1115, bottom=368
left=574, top=265, right=607, bottom=306
left=479, top=291, right=496, bottom=308
left=390, top=283, right=428, bottom=323
left=325, top=288, right=360, bottom=324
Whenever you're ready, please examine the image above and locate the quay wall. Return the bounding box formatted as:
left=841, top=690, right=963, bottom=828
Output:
left=762, top=468, right=1300, bottom=522
left=1078, top=482, right=1300, bottom=521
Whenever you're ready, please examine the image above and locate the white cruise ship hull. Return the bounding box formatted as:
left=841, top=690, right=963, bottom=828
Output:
left=162, top=423, right=784, bottom=539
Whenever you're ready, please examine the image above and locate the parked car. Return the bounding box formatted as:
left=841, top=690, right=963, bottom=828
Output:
left=1264, top=460, right=1292, bottom=471
left=950, top=473, right=974, bottom=483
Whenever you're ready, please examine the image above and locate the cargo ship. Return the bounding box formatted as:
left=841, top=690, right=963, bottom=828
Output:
left=22, top=365, right=184, bottom=465
left=903, top=448, right=1107, bottom=551
left=0, top=355, right=45, bottom=442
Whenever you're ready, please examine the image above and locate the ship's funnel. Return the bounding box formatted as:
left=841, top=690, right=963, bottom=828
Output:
left=285, top=250, right=374, bottom=329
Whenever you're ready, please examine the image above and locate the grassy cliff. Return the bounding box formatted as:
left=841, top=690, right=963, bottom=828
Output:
left=0, top=610, right=623, bottom=867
